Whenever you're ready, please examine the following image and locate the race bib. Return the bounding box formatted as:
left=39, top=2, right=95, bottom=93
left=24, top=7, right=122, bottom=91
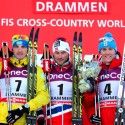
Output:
left=0, top=77, right=27, bottom=104
left=99, top=80, right=119, bottom=108
left=50, top=81, right=72, bottom=104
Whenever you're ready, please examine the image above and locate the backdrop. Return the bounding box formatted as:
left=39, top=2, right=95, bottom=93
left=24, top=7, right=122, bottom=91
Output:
left=0, top=0, right=125, bottom=56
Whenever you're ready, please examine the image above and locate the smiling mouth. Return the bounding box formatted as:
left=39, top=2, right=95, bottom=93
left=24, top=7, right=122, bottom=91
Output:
left=57, top=59, right=64, bottom=61
left=17, top=53, right=23, bottom=55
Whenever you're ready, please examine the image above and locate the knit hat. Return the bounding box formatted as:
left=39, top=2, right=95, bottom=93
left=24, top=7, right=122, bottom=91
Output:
left=98, top=32, right=117, bottom=52
left=52, top=38, right=70, bottom=54
left=12, top=35, right=29, bottom=48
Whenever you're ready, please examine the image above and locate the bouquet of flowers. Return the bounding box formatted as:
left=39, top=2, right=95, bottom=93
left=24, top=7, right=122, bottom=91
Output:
left=78, top=55, right=101, bottom=93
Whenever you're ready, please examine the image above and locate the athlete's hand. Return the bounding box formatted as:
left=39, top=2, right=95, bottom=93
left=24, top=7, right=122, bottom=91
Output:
left=90, top=114, right=101, bottom=124
left=37, top=114, right=45, bottom=125
left=36, top=109, right=45, bottom=125
left=78, top=79, right=92, bottom=93
left=78, top=77, right=95, bottom=93
left=6, top=104, right=29, bottom=124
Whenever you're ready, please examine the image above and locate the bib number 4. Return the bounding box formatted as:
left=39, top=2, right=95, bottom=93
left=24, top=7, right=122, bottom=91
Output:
left=104, top=83, right=112, bottom=95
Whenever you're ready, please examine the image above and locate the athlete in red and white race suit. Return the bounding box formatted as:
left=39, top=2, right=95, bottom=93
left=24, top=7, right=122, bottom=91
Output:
left=78, top=32, right=122, bottom=125
left=97, top=32, right=122, bottom=125
left=44, top=37, right=72, bottom=125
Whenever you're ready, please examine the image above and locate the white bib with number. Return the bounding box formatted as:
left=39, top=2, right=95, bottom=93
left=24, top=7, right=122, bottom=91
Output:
left=50, top=80, right=72, bottom=105
left=0, top=77, right=27, bottom=104
left=99, top=80, right=119, bottom=108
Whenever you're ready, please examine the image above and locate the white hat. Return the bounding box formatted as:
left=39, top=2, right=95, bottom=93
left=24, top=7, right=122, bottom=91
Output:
left=52, top=38, right=70, bottom=54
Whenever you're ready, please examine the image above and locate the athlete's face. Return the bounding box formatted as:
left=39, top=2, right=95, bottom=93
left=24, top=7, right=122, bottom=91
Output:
left=100, top=47, right=116, bottom=65
left=53, top=50, right=69, bottom=66
left=13, top=45, right=28, bottom=59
